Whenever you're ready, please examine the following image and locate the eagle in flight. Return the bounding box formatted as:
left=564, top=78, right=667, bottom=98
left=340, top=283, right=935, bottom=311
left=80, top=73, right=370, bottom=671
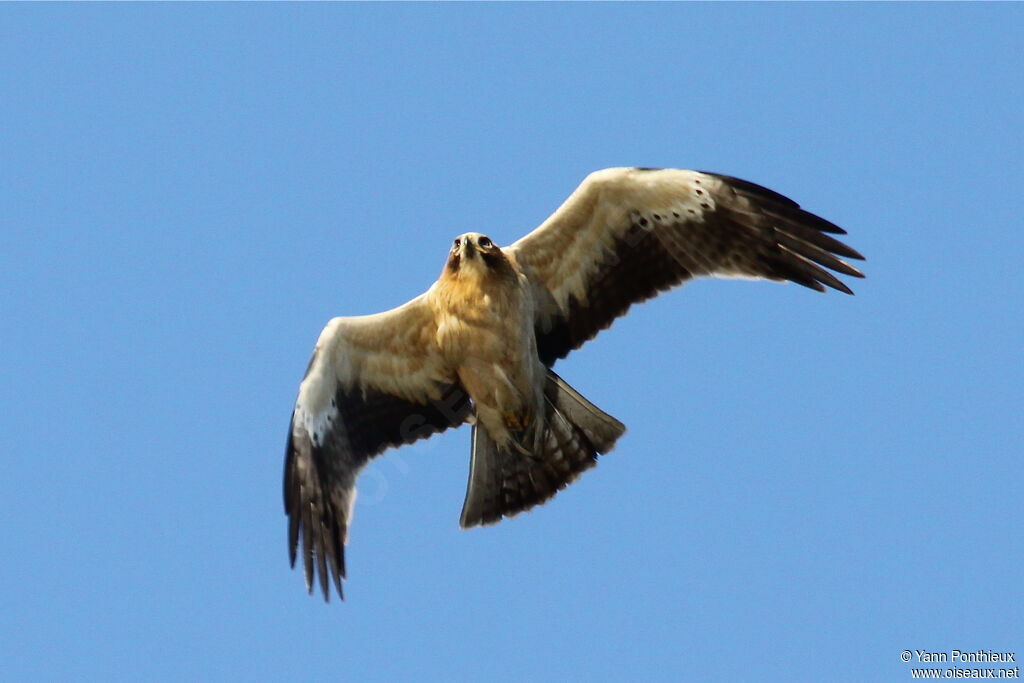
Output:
left=284, top=167, right=865, bottom=600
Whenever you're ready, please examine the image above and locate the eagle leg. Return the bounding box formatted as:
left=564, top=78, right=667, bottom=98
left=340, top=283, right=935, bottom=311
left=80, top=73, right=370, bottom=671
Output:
left=503, top=411, right=530, bottom=432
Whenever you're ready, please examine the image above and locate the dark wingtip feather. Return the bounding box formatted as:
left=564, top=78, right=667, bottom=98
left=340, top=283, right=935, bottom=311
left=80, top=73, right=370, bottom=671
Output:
left=770, top=217, right=864, bottom=261
left=698, top=171, right=800, bottom=209
left=842, top=245, right=866, bottom=261
left=795, top=277, right=827, bottom=293
left=815, top=270, right=856, bottom=294
left=714, top=174, right=868, bottom=291
left=704, top=171, right=854, bottom=242
left=332, top=570, right=344, bottom=601
left=798, top=211, right=847, bottom=236
left=773, top=231, right=866, bottom=281
left=287, top=512, right=299, bottom=568
left=283, top=427, right=296, bottom=512
left=832, top=261, right=866, bottom=278
left=284, top=425, right=300, bottom=567
left=317, top=541, right=330, bottom=601
left=768, top=246, right=862, bottom=294
left=301, top=504, right=315, bottom=594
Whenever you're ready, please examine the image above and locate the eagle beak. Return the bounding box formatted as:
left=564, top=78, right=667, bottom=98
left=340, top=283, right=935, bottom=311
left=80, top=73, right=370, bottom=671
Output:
left=462, top=241, right=477, bottom=257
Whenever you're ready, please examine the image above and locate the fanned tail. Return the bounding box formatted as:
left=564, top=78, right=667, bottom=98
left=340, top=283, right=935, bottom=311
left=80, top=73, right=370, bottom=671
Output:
left=459, top=370, right=626, bottom=528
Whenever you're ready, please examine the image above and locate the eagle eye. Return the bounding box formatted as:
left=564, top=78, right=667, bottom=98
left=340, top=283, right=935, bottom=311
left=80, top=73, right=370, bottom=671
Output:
left=453, top=238, right=461, bottom=249
left=478, top=236, right=492, bottom=249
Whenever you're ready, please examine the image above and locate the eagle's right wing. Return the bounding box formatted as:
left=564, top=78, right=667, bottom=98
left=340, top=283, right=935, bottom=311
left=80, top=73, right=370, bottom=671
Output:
left=507, top=167, right=865, bottom=365
left=284, top=295, right=470, bottom=601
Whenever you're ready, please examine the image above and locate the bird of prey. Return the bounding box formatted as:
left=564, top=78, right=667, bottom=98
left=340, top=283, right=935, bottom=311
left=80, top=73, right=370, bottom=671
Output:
left=284, top=167, right=865, bottom=600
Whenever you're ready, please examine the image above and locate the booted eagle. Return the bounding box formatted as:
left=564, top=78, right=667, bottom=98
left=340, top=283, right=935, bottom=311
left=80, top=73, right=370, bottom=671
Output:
left=284, top=167, right=865, bottom=600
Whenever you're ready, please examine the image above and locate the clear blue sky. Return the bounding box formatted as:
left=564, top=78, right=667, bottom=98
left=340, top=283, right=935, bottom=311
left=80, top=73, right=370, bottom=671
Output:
left=2, top=4, right=1021, bottom=681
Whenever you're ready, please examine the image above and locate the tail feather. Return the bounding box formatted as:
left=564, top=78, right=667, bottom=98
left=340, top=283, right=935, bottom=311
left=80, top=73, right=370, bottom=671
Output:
left=459, top=370, right=626, bottom=528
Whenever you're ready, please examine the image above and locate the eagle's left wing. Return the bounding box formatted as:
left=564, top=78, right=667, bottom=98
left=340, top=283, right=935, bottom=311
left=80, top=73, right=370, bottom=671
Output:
left=284, top=295, right=470, bottom=601
left=507, top=167, right=865, bottom=365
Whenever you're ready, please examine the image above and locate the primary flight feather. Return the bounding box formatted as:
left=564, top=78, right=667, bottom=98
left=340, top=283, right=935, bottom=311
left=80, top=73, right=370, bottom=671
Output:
left=283, top=167, right=865, bottom=600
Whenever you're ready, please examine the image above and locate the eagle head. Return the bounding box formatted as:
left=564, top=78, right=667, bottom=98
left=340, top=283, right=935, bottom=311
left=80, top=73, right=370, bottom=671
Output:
left=445, top=232, right=510, bottom=278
